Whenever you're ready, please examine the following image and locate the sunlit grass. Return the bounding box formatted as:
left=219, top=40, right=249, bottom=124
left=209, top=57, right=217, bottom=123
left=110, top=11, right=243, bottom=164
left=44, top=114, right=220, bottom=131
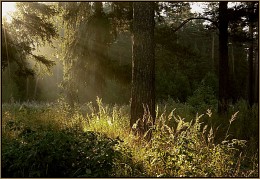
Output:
left=2, top=99, right=258, bottom=177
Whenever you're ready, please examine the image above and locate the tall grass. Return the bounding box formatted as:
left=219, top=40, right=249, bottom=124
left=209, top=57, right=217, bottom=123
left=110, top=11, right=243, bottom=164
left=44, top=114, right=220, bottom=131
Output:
left=2, top=99, right=258, bottom=177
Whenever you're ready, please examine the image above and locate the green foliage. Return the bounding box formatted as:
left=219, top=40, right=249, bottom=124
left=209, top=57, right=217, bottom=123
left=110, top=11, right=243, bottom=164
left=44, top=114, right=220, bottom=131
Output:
left=13, top=2, right=57, bottom=44
left=2, top=99, right=258, bottom=177
left=156, top=69, right=192, bottom=102
left=187, top=84, right=218, bottom=113
left=2, top=129, right=124, bottom=177
left=2, top=2, right=58, bottom=102
left=2, top=21, right=35, bottom=76
left=2, top=2, right=57, bottom=73
left=154, top=19, right=214, bottom=102
left=143, top=110, right=254, bottom=177
left=227, top=100, right=259, bottom=152
left=157, top=98, right=194, bottom=122
left=2, top=101, right=140, bottom=177
left=59, top=2, right=113, bottom=103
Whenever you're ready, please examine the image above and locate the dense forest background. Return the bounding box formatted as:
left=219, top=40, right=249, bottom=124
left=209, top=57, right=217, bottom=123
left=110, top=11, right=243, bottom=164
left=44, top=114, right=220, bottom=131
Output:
left=2, top=1, right=259, bottom=177
left=2, top=2, right=258, bottom=106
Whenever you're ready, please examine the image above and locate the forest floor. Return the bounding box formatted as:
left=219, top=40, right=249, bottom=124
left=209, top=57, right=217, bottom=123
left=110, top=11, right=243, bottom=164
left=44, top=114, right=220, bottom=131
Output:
left=2, top=99, right=259, bottom=177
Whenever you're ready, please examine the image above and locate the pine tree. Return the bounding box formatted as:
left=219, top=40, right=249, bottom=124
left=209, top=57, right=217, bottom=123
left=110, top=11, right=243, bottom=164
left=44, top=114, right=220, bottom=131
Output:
left=130, top=2, right=155, bottom=140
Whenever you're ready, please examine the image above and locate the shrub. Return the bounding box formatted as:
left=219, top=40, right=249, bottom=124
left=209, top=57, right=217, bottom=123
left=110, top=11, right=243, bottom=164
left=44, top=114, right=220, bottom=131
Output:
left=2, top=127, right=126, bottom=177
left=2, top=101, right=136, bottom=177
left=143, top=110, right=250, bottom=177
left=187, top=84, right=218, bottom=113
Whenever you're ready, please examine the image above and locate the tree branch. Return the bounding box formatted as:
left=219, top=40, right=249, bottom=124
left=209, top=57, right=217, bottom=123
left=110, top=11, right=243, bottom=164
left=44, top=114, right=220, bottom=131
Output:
left=5, top=40, right=55, bottom=69
left=172, top=17, right=219, bottom=33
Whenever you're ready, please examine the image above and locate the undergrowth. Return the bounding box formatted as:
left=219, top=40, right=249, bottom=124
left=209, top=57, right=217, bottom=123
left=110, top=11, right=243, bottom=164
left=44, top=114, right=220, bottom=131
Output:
left=2, top=99, right=258, bottom=177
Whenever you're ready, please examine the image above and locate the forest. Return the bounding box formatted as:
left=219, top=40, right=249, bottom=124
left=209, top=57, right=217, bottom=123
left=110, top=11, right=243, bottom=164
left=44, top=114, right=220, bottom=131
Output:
left=1, top=1, right=259, bottom=177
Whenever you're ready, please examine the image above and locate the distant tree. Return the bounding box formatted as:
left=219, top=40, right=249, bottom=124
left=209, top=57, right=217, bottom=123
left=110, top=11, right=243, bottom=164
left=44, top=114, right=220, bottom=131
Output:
left=59, top=2, right=112, bottom=105
left=246, top=2, right=258, bottom=106
left=59, top=2, right=134, bottom=105
left=218, top=2, right=229, bottom=114
left=92, top=2, right=110, bottom=99
left=2, top=2, right=57, bottom=74
left=167, top=2, right=230, bottom=113
left=130, top=2, right=155, bottom=140
left=155, top=2, right=215, bottom=102
left=227, top=2, right=259, bottom=105
left=1, top=2, right=57, bottom=101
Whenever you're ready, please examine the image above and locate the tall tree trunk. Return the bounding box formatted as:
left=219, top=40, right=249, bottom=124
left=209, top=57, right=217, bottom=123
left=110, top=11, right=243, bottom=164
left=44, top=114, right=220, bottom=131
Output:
left=254, top=44, right=259, bottom=104
left=248, top=23, right=254, bottom=106
left=131, top=2, right=155, bottom=140
left=26, top=77, right=29, bottom=99
left=248, top=2, right=255, bottom=106
left=254, top=19, right=259, bottom=104
left=218, top=2, right=229, bottom=114
left=93, top=2, right=106, bottom=100
left=231, top=43, right=235, bottom=75
left=34, top=77, right=39, bottom=99
left=255, top=7, right=259, bottom=104
left=211, top=32, right=215, bottom=70
left=3, top=22, right=13, bottom=100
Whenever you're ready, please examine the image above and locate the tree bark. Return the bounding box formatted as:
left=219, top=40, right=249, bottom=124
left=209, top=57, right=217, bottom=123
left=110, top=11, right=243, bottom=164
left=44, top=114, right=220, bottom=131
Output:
left=231, top=43, right=235, bottom=75
left=34, top=77, right=39, bottom=99
left=255, top=8, right=259, bottom=104
left=131, top=2, right=155, bottom=140
left=254, top=42, right=259, bottom=104
left=248, top=21, right=254, bottom=106
left=26, top=77, right=29, bottom=99
left=254, top=19, right=259, bottom=104
left=248, top=2, right=255, bottom=106
left=218, top=2, right=229, bottom=114
left=211, top=32, right=215, bottom=70
left=93, top=2, right=106, bottom=100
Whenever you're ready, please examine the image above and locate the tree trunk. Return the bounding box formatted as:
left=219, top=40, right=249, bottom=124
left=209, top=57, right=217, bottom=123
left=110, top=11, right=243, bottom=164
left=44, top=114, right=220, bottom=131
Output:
left=231, top=43, right=235, bottom=75
left=248, top=22, right=254, bottom=106
left=254, top=44, right=259, bottom=104
left=218, top=2, right=229, bottom=114
left=211, top=32, right=215, bottom=70
left=248, top=2, right=255, bottom=106
left=254, top=20, right=259, bottom=104
left=93, top=2, right=106, bottom=100
left=255, top=9, right=259, bottom=104
left=34, top=77, right=39, bottom=99
left=131, top=2, right=155, bottom=140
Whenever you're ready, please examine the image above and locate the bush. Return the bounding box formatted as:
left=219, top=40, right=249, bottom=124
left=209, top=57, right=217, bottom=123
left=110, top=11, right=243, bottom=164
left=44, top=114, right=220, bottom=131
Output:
left=2, top=102, right=136, bottom=177
left=187, top=84, right=218, bottom=113
left=143, top=110, right=253, bottom=177
left=2, top=127, right=126, bottom=177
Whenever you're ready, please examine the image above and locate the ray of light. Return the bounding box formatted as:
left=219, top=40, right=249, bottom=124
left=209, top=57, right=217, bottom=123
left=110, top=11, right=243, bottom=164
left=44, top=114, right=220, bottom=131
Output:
left=2, top=2, right=17, bottom=22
